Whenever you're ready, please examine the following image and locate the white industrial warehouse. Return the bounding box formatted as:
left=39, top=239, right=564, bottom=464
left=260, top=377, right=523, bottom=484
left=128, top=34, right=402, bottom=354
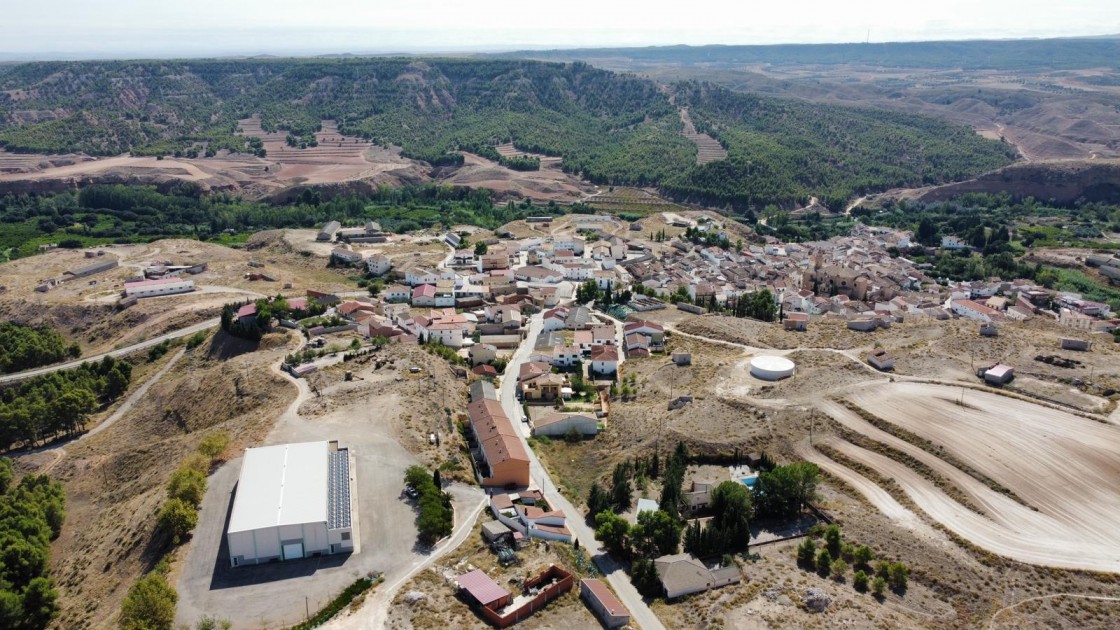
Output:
left=226, top=441, right=354, bottom=567
left=122, top=276, right=196, bottom=298
left=750, top=355, right=796, bottom=381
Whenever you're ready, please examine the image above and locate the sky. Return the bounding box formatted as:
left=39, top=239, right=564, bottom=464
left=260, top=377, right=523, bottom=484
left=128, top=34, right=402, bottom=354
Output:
left=3, top=0, right=1119, bottom=59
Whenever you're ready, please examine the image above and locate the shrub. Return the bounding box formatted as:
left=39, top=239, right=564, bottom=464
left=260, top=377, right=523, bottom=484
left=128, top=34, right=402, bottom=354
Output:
left=824, top=524, right=842, bottom=558
left=194, top=616, right=232, bottom=630
left=185, top=331, right=208, bottom=350
left=167, top=468, right=206, bottom=507
left=796, top=538, right=816, bottom=568
left=853, top=544, right=874, bottom=568
left=197, top=431, right=230, bottom=461
left=815, top=549, right=832, bottom=576
left=158, top=498, right=198, bottom=544
left=830, top=559, right=848, bottom=581
left=853, top=570, right=869, bottom=592
left=872, top=576, right=887, bottom=598
left=888, top=562, right=909, bottom=592
left=119, top=569, right=178, bottom=630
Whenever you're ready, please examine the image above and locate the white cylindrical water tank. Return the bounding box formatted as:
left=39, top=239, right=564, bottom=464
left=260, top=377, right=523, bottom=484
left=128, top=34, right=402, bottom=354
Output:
left=750, top=355, right=795, bottom=380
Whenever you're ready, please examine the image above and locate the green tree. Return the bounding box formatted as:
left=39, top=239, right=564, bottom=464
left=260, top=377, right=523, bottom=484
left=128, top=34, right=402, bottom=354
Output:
left=796, top=538, right=817, bottom=568
left=630, top=510, right=682, bottom=557
left=824, top=524, right=842, bottom=558
left=816, top=548, right=832, bottom=576
left=610, top=463, right=632, bottom=511
left=888, top=562, right=909, bottom=592
left=158, top=498, right=198, bottom=544
left=474, top=241, right=488, bottom=256
left=709, top=480, right=753, bottom=554
left=853, top=570, right=869, bottom=592
left=594, top=511, right=631, bottom=558
left=872, top=576, right=887, bottom=598
left=167, top=469, right=207, bottom=508
left=830, top=558, right=848, bottom=581
left=853, top=544, right=874, bottom=569
left=119, top=570, right=178, bottom=630
left=586, top=482, right=610, bottom=517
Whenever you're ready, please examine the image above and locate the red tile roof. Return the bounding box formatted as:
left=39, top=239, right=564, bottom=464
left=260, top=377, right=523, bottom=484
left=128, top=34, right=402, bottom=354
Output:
left=582, top=579, right=628, bottom=618
left=456, top=569, right=510, bottom=607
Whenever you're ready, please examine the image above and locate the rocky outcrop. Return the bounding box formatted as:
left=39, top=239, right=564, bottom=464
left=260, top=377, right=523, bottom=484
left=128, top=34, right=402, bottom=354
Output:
left=916, top=160, right=1120, bottom=205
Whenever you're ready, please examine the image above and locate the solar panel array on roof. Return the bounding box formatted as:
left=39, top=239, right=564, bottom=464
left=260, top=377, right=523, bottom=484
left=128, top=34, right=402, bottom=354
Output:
left=328, top=449, right=352, bottom=529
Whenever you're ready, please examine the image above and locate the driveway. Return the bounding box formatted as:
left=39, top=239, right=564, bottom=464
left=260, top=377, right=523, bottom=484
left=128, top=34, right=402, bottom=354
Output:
left=175, top=361, right=484, bottom=629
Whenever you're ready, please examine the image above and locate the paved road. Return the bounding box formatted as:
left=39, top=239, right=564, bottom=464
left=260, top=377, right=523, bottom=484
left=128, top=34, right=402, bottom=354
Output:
left=499, top=313, right=666, bottom=630
left=0, top=318, right=219, bottom=385
left=321, top=492, right=489, bottom=630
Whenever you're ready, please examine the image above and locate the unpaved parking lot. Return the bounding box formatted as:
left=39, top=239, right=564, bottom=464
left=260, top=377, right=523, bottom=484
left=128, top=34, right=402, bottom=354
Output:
left=175, top=360, right=484, bottom=629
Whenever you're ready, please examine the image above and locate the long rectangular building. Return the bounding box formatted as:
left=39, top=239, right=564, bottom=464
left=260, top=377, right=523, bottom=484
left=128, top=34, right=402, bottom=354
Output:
left=466, top=398, right=530, bottom=488
left=123, top=277, right=195, bottom=298
left=226, top=441, right=353, bottom=567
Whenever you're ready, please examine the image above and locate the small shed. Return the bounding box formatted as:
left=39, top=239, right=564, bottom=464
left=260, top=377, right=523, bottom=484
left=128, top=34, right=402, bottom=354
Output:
left=581, top=579, right=630, bottom=628
left=672, top=351, right=692, bottom=366
left=481, top=520, right=513, bottom=544
left=983, top=364, right=1015, bottom=385
left=456, top=569, right=513, bottom=610
left=867, top=349, right=895, bottom=371
left=1060, top=338, right=1091, bottom=351
left=979, top=322, right=999, bottom=337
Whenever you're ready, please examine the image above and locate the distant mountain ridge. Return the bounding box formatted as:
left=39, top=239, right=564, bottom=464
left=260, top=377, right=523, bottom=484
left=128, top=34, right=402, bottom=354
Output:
left=0, top=57, right=1016, bottom=209
left=491, top=37, right=1120, bottom=71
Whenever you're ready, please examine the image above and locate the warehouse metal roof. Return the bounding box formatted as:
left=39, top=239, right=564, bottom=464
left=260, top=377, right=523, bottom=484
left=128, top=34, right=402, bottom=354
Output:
left=228, top=441, right=330, bottom=534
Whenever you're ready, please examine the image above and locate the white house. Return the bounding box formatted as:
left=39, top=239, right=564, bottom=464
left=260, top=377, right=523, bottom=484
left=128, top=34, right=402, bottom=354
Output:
left=551, top=345, right=582, bottom=368
left=942, top=235, right=969, bottom=250
left=366, top=254, right=391, bottom=276
left=591, top=325, right=616, bottom=346
left=423, top=321, right=468, bottom=348
left=383, top=284, right=411, bottom=302
left=541, top=307, right=569, bottom=332
left=404, top=267, right=454, bottom=286
left=590, top=345, right=620, bottom=375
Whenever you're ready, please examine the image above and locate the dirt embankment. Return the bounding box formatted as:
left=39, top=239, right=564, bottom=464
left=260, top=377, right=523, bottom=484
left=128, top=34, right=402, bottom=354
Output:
left=911, top=160, right=1120, bottom=205
left=24, top=331, right=300, bottom=630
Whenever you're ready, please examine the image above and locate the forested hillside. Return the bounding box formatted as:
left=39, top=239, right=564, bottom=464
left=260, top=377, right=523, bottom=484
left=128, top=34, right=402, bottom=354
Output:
left=0, top=58, right=1016, bottom=209
left=665, top=82, right=1019, bottom=209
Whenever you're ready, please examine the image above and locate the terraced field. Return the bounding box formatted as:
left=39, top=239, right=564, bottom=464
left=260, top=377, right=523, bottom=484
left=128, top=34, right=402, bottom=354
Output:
left=679, top=107, right=728, bottom=165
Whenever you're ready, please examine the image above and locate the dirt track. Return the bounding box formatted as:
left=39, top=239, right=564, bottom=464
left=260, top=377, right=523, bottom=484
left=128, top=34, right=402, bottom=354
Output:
left=814, top=382, right=1120, bottom=572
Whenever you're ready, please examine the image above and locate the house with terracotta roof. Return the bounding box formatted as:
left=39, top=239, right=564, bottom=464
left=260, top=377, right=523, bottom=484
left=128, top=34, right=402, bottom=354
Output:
left=590, top=345, right=620, bottom=375
left=591, top=325, right=616, bottom=346
left=625, top=333, right=650, bottom=357
left=466, top=399, right=530, bottom=488
left=411, top=284, right=437, bottom=307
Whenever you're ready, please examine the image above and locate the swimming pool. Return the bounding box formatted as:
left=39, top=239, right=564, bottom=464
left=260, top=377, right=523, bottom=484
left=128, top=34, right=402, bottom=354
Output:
left=739, top=475, right=759, bottom=488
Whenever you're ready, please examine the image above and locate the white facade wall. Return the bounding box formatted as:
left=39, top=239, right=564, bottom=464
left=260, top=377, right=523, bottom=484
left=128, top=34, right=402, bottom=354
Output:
left=592, top=359, right=618, bottom=374
left=124, top=280, right=195, bottom=298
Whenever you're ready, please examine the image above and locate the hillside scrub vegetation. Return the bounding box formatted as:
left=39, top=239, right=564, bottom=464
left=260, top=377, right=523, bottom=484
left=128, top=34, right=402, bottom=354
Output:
left=0, top=457, right=65, bottom=630
left=0, top=323, right=81, bottom=374
left=0, top=59, right=1014, bottom=210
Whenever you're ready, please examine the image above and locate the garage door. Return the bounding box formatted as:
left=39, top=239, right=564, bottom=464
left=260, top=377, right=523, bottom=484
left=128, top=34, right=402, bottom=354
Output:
left=282, top=542, right=304, bottom=561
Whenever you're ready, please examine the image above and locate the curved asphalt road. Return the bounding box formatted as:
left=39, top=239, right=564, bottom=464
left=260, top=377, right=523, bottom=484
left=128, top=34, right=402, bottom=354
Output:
left=0, top=318, right=220, bottom=385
